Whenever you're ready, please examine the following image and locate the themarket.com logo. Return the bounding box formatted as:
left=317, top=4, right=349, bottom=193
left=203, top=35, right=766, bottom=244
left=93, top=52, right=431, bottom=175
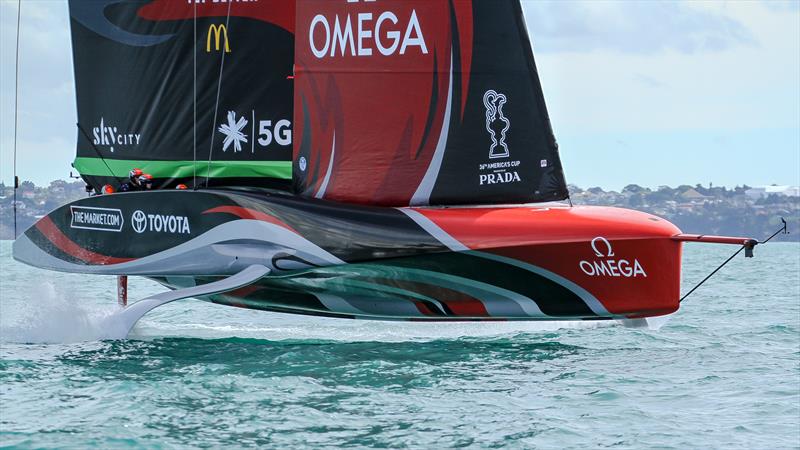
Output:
left=70, top=206, right=124, bottom=232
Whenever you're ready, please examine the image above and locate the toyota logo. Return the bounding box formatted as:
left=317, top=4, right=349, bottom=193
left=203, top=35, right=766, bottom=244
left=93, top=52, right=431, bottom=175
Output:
left=131, top=210, right=147, bottom=233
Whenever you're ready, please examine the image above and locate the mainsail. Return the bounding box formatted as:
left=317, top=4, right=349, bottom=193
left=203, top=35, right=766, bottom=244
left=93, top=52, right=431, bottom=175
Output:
left=69, top=0, right=295, bottom=190
left=293, top=0, right=569, bottom=206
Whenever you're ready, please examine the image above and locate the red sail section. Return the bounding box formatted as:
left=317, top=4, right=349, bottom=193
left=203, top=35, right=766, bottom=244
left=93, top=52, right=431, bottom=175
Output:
left=294, top=0, right=470, bottom=205
left=138, top=1, right=295, bottom=33
left=294, top=0, right=568, bottom=207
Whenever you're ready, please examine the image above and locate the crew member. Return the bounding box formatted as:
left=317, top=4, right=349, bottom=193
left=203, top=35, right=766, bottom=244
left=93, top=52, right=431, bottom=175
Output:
left=139, top=173, right=154, bottom=190
left=118, top=168, right=143, bottom=192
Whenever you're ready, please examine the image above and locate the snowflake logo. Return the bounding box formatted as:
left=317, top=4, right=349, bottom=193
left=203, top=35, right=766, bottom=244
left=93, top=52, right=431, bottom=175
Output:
left=218, top=111, right=248, bottom=152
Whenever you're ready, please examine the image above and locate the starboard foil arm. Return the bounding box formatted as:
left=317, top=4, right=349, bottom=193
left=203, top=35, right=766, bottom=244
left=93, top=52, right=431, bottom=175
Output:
left=113, top=265, right=270, bottom=338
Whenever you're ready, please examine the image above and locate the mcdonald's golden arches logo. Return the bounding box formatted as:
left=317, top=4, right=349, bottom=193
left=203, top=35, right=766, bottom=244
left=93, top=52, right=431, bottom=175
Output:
left=206, top=24, right=231, bottom=53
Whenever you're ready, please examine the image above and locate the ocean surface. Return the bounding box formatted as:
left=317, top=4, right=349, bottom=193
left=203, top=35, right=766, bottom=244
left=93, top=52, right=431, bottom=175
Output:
left=0, top=240, right=798, bottom=449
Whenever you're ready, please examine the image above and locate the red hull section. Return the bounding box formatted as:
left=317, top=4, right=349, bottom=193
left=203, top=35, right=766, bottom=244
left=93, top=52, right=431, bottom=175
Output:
left=409, top=206, right=683, bottom=317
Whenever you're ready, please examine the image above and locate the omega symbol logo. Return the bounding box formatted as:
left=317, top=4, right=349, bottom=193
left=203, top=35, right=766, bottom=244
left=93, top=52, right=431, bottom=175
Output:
left=132, top=210, right=147, bottom=234
left=590, top=237, right=614, bottom=258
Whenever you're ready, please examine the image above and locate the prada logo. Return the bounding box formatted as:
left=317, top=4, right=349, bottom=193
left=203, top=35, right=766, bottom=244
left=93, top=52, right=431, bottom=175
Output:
left=206, top=24, right=231, bottom=53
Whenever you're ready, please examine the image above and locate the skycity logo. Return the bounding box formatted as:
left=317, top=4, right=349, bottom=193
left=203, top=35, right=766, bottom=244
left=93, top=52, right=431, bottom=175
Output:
left=70, top=206, right=124, bottom=232
left=578, top=237, right=647, bottom=278
left=92, top=118, right=141, bottom=153
left=131, top=210, right=191, bottom=235
left=309, top=0, right=428, bottom=58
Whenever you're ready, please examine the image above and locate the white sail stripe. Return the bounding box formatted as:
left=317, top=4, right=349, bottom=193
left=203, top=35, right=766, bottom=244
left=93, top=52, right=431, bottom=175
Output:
left=397, top=207, right=468, bottom=252
left=315, top=131, right=335, bottom=199
left=410, top=50, right=454, bottom=206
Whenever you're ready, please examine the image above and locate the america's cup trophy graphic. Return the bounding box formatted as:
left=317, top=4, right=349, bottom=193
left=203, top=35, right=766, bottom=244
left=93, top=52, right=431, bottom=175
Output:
left=484, top=90, right=511, bottom=159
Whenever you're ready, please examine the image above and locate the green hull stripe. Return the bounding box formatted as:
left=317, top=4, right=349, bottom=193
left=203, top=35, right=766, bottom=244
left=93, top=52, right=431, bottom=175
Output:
left=73, top=157, right=292, bottom=179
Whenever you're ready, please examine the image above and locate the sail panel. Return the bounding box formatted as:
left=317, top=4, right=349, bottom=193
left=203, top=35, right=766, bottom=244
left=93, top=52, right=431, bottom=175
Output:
left=293, top=0, right=568, bottom=206
left=69, top=0, right=295, bottom=190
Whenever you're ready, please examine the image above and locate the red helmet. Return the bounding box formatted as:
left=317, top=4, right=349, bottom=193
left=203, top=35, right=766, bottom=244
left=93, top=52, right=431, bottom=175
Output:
left=129, top=168, right=143, bottom=180
left=175, top=184, right=188, bottom=190
left=102, top=184, right=115, bottom=194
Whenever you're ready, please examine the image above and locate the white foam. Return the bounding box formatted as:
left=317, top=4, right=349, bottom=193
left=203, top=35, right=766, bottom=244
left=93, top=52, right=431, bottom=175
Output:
left=0, top=281, right=129, bottom=343
left=131, top=313, right=620, bottom=343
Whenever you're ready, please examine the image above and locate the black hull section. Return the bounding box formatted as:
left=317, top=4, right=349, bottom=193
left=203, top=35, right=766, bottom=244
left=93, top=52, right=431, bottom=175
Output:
left=13, top=188, right=445, bottom=276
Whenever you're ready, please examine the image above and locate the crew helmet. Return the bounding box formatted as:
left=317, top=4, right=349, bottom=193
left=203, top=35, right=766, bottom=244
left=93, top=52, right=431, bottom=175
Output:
left=129, top=168, right=143, bottom=182
left=139, top=174, right=154, bottom=189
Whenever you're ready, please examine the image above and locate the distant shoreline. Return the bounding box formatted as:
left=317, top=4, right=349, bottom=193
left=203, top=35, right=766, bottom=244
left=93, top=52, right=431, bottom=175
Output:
left=1, top=180, right=798, bottom=241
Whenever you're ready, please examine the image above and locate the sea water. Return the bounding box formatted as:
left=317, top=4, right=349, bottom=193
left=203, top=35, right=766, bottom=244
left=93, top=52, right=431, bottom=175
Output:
left=0, top=241, right=798, bottom=449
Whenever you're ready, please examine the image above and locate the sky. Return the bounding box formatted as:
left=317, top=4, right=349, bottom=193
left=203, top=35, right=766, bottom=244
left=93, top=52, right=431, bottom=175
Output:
left=0, top=0, right=798, bottom=191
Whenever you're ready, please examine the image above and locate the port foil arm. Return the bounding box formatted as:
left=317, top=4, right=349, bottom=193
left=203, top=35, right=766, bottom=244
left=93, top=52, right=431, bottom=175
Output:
left=111, top=265, right=270, bottom=338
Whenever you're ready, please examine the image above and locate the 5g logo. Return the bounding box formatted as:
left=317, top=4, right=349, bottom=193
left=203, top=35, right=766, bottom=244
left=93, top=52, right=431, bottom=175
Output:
left=257, top=119, right=292, bottom=147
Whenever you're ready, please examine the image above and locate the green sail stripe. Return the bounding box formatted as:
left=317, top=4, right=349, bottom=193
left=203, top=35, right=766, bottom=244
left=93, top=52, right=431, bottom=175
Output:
left=73, top=157, right=292, bottom=179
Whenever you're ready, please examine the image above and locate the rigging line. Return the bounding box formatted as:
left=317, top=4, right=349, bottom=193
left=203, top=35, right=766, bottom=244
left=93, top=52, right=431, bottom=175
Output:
left=12, top=0, right=21, bottom=239
left=205, top=0, right=233, bottom=189
left=192, top=0, right=197, bottom=189
left=679, top=245, right=745, bottom=303
left=760, top=217, right=788, bottom=244
left=679, top=219, right=788, bottom=303
left=76, top=123, right=125, bottom=184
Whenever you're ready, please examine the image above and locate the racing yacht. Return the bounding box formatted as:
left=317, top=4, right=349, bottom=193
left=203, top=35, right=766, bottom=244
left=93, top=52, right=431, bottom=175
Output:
left=13, top=0, right=761, bottom=334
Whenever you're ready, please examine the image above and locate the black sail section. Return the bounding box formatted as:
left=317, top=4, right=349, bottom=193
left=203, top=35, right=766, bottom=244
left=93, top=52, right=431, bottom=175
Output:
left=69, top=0, right=295, bottom=191
left=428, top=0, right=569, bottom=205
left=292, top=0, right=568, bottom=207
